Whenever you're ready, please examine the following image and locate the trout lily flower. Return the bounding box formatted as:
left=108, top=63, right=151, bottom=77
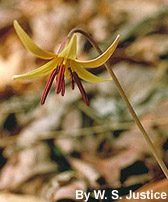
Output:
left=13, top=20, right=120, bottom=105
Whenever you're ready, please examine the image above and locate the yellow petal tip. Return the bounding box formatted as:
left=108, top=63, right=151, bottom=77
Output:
left=116, top=34, right=120, bottom=41
left=13, top=20, right=17, bottom=24
left=13, top=20, right=19, bottom=30
left=13, top=20, right=56, bottom=59
left=12, top=75, right=18, bottom=80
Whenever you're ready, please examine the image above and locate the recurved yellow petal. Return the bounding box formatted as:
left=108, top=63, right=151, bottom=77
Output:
left=14, top=20, right=56, bottom=59
left=72, top=61, right=111, bottom=83
left=75, top=35, right=120, bottom=68
left=13, top=58, right=59, bottom=80
left=59, top=34, right=77, bottom=60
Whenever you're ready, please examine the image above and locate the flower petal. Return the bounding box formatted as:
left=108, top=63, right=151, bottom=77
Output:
left=13, top=58, right=59, bottom=80
left=72, top=61, right=111, bottom=83
left=59, top=34, right=77, bottom=60
left=75, top=35, right=120, bottom=68
left=14, top=20, right=56, bottom=59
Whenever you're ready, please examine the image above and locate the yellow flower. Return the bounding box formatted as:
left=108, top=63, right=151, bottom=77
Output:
left=13, top=20, right=120, bottom=105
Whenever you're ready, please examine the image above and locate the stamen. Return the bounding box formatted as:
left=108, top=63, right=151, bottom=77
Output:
left=61, top=77, right=65, bottom=96
left=40, top=68, right=59, bottom=105
left=72, top=71, right=89, bottom=106
left=70, top=76, right=75, bottom=90
left=56, top=64, right=65, bottom=94
left=68, top=68, right=75, bottom=90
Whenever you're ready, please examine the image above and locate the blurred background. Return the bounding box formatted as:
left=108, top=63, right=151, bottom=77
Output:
left=0, top=0, right=168, bottom=201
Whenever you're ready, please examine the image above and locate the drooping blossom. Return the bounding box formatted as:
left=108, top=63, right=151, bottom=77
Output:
left=13, top=20, right=120, bottom=105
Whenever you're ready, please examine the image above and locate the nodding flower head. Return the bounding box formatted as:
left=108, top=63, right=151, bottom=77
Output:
left=13, top=20, right=120, bottom=106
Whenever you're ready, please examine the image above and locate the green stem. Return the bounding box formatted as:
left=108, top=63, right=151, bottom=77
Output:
left=68, top=28, right=168, bottom=179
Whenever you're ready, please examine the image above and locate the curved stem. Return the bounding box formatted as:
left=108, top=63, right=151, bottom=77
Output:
left=68, top=28, right=168, bottom=178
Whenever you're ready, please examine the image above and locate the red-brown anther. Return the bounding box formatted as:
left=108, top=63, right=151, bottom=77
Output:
left=40, top=68, right=59, bottom=105
left=55, top=64, right=65, bottom=94
left=72, top=71, right=89, bottom=106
